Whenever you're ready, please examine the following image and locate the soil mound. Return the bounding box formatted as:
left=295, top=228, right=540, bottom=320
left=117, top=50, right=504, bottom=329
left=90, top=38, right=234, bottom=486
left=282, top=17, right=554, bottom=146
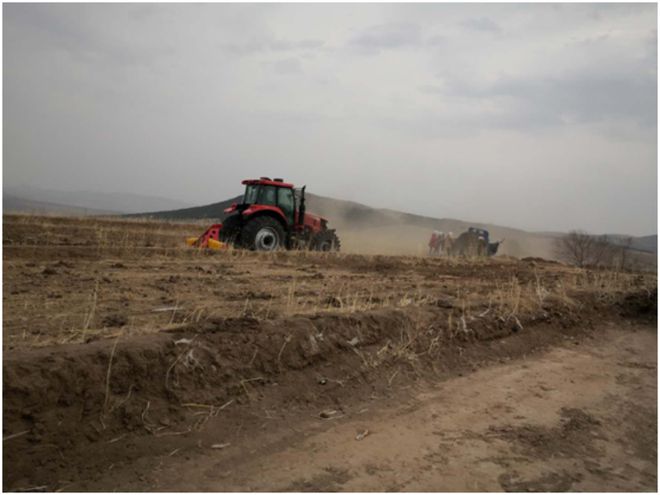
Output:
left=5, top=285, right=652, bottom=490
left=0, top=307, right=552, bottom=486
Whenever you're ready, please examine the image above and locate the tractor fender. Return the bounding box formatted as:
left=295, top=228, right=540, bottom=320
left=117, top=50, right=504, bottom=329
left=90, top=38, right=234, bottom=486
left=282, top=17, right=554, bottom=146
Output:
left=224, top=203, right=238, bottom=214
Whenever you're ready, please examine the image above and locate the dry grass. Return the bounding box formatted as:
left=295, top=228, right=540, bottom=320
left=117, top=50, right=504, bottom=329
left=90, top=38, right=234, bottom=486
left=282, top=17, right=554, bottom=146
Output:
left=4, top=214, right=655, bottom=350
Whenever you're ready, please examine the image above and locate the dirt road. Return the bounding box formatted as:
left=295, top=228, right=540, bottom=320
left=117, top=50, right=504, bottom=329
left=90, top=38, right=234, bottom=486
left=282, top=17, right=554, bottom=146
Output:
left=73, top=323, right=655, bottom=492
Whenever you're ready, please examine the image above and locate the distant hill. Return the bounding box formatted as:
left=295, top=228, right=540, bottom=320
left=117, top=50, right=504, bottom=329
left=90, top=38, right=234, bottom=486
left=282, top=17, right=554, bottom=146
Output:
left=608, top=234, right=657, bottom=254
left=634, top=235, right=657, bottom=253
left=128, top=194, right=244, bottom=221
left=531, top=231, right=656, bottom=255
left=3, top=194, right=120, bottom=216
left=4, top=186, right=193, bottom=214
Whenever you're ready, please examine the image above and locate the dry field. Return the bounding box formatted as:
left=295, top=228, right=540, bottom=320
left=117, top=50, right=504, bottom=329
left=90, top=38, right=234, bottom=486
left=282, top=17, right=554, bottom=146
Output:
left=3, top=214, right=657, bottom=491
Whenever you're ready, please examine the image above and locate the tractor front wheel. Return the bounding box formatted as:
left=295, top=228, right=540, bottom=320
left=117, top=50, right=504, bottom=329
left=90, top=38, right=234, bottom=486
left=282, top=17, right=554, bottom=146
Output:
left=311, top=230, right=341, bottom=252
left=241, top=216, right=285, bottom=251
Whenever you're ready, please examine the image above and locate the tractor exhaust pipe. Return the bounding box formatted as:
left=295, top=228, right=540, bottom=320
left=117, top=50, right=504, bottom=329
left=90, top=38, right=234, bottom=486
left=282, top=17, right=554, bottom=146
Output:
left=298, top=185, right=306, bottom=225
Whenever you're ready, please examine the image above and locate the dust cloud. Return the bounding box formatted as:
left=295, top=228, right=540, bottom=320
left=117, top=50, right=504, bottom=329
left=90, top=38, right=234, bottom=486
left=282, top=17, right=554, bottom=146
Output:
left=310, top=196, right=558, bottom=258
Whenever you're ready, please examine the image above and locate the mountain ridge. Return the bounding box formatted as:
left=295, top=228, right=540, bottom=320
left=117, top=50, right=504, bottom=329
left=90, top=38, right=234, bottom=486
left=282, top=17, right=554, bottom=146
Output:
left=4, top=186, right=193, bottom=214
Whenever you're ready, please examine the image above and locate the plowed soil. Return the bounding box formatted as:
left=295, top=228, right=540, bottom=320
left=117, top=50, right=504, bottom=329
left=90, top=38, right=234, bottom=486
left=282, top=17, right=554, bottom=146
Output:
left=3, top=214, right=657, bottom=491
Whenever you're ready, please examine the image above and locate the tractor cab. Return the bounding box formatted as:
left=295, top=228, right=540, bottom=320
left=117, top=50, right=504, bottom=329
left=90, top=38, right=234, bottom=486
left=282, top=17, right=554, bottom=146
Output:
left=240, top=178, right=297, bottom=225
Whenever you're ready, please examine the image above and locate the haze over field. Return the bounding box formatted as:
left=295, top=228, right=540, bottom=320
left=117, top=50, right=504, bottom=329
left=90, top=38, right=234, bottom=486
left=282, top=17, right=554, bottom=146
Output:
left=3, top=3, right=657, bottom=236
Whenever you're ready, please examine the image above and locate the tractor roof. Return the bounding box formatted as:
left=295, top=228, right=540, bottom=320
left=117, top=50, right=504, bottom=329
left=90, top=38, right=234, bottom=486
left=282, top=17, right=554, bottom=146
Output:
left=242, top=177, right=294, bottom=188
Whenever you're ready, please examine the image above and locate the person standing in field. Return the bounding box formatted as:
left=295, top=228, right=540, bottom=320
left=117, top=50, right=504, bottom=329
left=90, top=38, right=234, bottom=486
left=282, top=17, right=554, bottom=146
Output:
left=429, top=231, right=439, bottom=256
left=443, top=232, right=455, bottom=256
left=436, top=231, right=445, bottom=255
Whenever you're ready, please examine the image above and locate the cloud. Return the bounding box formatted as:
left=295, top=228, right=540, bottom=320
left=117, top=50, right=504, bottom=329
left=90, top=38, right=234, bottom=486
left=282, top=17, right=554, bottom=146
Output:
left=348, top=22, right=421, bottom=53
left=425, top=34, right=447, bottom=47
left=221, top=37, right=325, bottom=56
left=460, top=17, right=501, bottom=33
left=272, top=57, right=302, bottom=75
left=4, top=4, right=171, bottom=67
left=440, top=73, right=657, bottom=129
left=272, top=39, right=325, bottom=51
left=417, top=84, right=443, bottom=95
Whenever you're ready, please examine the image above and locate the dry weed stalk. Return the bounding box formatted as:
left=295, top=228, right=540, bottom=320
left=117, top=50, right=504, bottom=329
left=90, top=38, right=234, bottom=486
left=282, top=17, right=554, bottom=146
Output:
left=82, top=280, right=100, bottom=335
left=97, top=333, right=125, bottom=429
left=533, top=269, right=549, bottom=307
left=387, top=369, right=399, bottom=386
left=285, top=279, right=297, bottom=314
left=165, top=337, right=198, bottom=391
left=239, top=377, right=264, bottom=401
left=184, top=399, right=234, bottom=431
left=277, top=334, right=292, bottom=370
left=110, top=384, right=135, bottom=413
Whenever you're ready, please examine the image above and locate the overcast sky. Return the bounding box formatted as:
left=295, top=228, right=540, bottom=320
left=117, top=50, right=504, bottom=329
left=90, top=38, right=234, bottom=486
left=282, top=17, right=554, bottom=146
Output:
left=3, top=3, right=657, bottom=235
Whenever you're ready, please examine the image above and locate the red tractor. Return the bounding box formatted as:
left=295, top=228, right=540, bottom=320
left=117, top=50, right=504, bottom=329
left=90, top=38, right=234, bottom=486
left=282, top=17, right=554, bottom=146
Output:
left=190, top=177, right=340, bottom=252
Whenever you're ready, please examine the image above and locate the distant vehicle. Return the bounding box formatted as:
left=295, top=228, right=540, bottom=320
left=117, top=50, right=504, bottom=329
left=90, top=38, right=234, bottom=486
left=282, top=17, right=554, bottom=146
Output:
left=450, top=227, right=502, bottom=257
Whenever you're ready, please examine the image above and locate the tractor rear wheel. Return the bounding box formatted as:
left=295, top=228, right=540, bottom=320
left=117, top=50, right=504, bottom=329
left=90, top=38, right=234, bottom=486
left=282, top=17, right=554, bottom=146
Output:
left=311, top=230, right=340, bottom=252
left=241, top=216, right=286, bottom=251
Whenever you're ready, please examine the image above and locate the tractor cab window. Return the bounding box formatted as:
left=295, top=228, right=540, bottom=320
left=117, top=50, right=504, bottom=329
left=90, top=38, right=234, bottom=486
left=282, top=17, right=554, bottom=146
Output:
left=260, top=186, right=277, bottom=206
left=244, top=185, right=259, bottom=204
left=277, top=187, right=295, bottom=224
left=244, top=184, right=278, bottom=206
